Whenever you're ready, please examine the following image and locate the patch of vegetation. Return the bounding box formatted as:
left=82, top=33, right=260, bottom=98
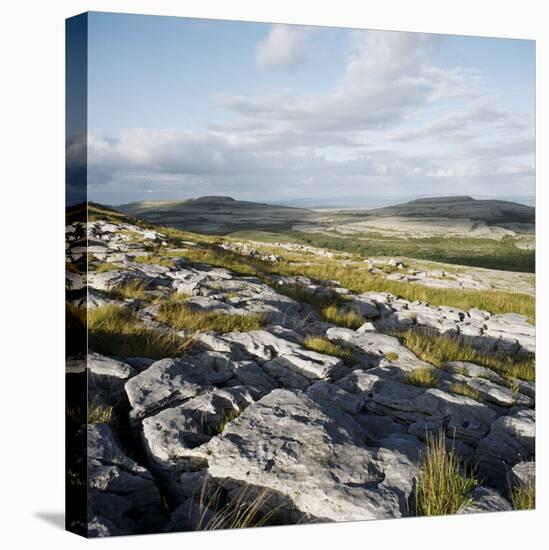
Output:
left=156, top=300, right=264, bottom=333
left=66, top=303, right=87, bottom=326
left=197, top=484, right=282, bottom=530
left=66, top=400, right=114, bottom=425
left=449, top=383, right=483, bottom=402
left=133, top=254, right=176, bottom=269
left=215, top=408, right=243, bottom=435
left=287, top=230, right=535, bottom=273
left=393, top=328, right=535, bottom=382
left=384, top=351, right=399, bottom=362
left=415, top=432, right=478, bottom=516
left=304, top=336, right=355, bottom=365
left=151, top=234, right=536, bottom=320
left=404, top=367, right=440, bottom=388
left=88, top=304, right=193, bottom=358
left=86, top=205, right=536, bottom=320
left=106, top=279, right=151, bottom=302
left=88, top=401, right=114, bottom=424
left=321, top=304, right=363, bottom=329
left=92, top=262, right=126, bottom=273
left=510, top=480, right=535, bottom=510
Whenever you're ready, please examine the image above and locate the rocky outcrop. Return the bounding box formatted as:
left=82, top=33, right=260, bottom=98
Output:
left=87, top=424, right=164, bottom=536
left=207, top=389, right=423, bottom=522
left=69, top=215, right=535, bottom=535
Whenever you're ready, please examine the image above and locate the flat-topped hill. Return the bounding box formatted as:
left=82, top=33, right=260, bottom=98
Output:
left=117, top=196, right=315, bottom=234
left=364, top=196, right=534, bottom=224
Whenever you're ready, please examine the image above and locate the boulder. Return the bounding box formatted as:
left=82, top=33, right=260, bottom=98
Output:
left=142, top=386, right=254, bottom=473
left=459, top=486, right=512, bottom=514
left=206, top=389, right=422, bottom=522
left=87, top=424, right=163, bottom=536
left=125, top=352, right=235, bottom=421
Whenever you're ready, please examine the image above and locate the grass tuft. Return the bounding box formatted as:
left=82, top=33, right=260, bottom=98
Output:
left=304, top=336, right=355, bottom=365
left=157, top=300, right=264, bottom=333
left=66, top=400, right=114, bottom=425
left=197, top=484, right=282, bottom=530
left=88, top=304, right=192, bottom=358
left=393, top=328, right=535, bottom=382
left=133, top=254, right=176, bottom=269
left=415, top=432, right=477, bottom=516
left=510, top=480, right=535, bottom=510
left=106, top=279, right=151, bottom=302
left=449, top=382, right=483, bottom=402
left=404, top=367, right=439, bottom=388
left=88, top=401, right=114, bottom=424
left=384, top=351, right=399, bottom=362
left=321, top=304, right=363, bottom=329
left=93, top=262, right=126, bottom=273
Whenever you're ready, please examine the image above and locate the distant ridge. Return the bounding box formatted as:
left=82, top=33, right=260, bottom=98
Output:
left=364, top=195, right=534, bottom=224
left=117, top=196, right=314, bottom=234
left=409, top=195, right=473, bottom=204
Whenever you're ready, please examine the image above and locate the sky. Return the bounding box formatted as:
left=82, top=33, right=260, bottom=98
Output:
left=83, top=12, right=535, bottom=206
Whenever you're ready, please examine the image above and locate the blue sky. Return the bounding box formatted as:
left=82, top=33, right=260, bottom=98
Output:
left=85, top=12, right=535, bottom=205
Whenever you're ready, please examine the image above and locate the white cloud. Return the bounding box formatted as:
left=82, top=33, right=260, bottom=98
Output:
left=87, top=29, right=534, bottom=204
left=256, top=24, right=309, bottom=69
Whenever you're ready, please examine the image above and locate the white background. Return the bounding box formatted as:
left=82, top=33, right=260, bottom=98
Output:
left=0, top=0, right=546, bottom=547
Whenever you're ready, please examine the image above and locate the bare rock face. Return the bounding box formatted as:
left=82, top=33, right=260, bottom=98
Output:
left=124, top=352, right=235, bottom=421
left=206, top=389, right=422, bottom=522
left=72, top=213, right=536, bottom=534
left=475, top=409, right=535, bottom=487
left=87, top=424, right=164, bottom=536
left=458, top=486, right=512, bottom=514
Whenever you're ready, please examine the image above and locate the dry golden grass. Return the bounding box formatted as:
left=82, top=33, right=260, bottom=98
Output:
left=196, top=484, right=282, bottom=530
left=304, top=335, right=355, bottom=365
left=66, top=400, right=114, bottom=425
left=510, top=480, right=535, bottom=510
left=449, top=383, right=483, bottom=402
left=415, top=432, right=477, bottom=516
left=133, top=254, right=176, bottom=269
left=88, top=304, right=193, bottom=358
left=157, top=299, right=264, bottom=333
left=158, top=239, right=534, bottom=319
left=404, top=367, right=440, bottom=388
left=106, top=279, right=151, bottom=302
left=393, top=328, right=535, bottom=381
left=321, top=304, right=363, bottom=329
left=93, top=262, right=126, bottom=273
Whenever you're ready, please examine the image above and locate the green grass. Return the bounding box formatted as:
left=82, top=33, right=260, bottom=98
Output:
left=384, top=351, right=399, bottom=362
left=88, top=401, right=114, bottom=424
left=321, top=304, right=363, bottom=329
left=85, top=205, right=536, bottom=320
left=510, top=480, right=535, bottom=510
left=404, top=367, right=440, bottom=388
left=449, top=383, right=483, bottom=402
left=215, top=409, right=243, bottom=435
left=92, top=262, right=126, bottom=273
left=304, top=336, right=355, bottom=365
left=106, top=279, right=152, bottom=302
left=133, top=254, right=176, bottom=269
left=88, top=304, right=193, bottom=358
left=196, top=484, right=282, bottom=530
left=158, top=240, right=534, bottom=320
left=66, top=400, right=114, bottom=425
left=156, top=299, right=265, bottom=333
left=393, top=328, right=535, bottom=382
left=287, top=229, right=535, bottom=273
left=415, top=432, right=478, bottom=516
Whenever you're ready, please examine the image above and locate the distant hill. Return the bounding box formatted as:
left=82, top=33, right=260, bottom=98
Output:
left=117, top=196, right=316, bottom=234
left=362, top=196, right=535, bottom=225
